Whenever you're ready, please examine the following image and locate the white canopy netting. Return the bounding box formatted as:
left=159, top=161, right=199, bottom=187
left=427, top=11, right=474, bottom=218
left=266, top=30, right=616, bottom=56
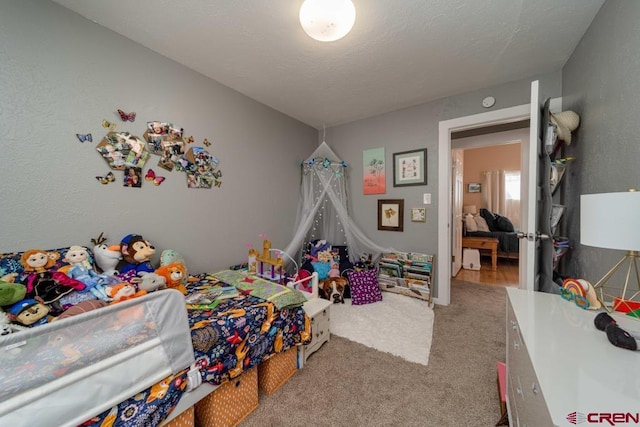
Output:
left=283, top=142, right=394, bottom=269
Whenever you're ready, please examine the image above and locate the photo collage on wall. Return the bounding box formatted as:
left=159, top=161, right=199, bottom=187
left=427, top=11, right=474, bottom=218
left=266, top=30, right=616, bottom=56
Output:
left=83, top=109, right=223, bottom=189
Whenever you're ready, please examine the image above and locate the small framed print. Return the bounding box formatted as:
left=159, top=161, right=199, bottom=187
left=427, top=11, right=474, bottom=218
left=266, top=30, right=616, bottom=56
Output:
left=378, top=199, right=404, bottom=232
left=393, top=149, right=427, bottom=187
left=411, top=208, right=426, bottom=222
left=467, top=183, right=481, bottom=193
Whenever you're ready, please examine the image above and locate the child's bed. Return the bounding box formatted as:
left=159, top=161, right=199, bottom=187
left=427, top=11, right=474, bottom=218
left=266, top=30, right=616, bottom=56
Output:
left=0, top=246, right=313, bottom=427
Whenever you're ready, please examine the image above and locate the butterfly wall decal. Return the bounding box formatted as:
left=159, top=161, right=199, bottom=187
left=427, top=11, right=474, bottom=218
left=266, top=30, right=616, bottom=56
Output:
left=76, top=133, right=92, bottom=143
left=203, top=139, right=211, bottom=147
left=117, top=109, right=136, bottom=122
left=145, top=169, right=166, bottom=186
left=186, top=136, right=194, bottom=144
left=96, top=171, right=115, bottom=185
left=214, top=180, right=222, bottom=188
left=102, top=119, right=116, bottom=130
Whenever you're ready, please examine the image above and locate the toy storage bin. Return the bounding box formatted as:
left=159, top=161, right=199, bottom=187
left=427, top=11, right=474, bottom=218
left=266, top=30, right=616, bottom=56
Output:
left=194, top=368, right=259, bottom=427
left=164, top=406, right=194, bottom=427
left=462, top=248, right=481, bottom=270
left=257, top=346, right=298, bottom=394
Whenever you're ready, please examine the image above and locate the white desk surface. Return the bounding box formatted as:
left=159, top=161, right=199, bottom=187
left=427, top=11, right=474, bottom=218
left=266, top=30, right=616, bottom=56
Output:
left=507, top=288, right=640, bottom=424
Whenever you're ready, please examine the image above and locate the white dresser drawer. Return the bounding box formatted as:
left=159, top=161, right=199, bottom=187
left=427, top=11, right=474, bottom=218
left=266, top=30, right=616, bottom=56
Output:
left=506, top=294, right=553, bottom=427
left=301, top=298, right=332, bottom=363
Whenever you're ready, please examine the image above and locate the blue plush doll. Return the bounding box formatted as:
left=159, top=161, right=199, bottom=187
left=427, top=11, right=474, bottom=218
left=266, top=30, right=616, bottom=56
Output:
left=63, top=246, right=116, bottom=301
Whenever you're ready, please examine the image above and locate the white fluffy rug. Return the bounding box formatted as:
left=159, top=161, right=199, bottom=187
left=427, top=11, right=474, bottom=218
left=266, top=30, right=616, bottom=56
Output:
left=329, top=292, right=435, bottom=366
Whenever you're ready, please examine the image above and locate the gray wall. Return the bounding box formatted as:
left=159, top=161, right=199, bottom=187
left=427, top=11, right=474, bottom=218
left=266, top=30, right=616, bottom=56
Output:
left=326, top=74, right=561, bottom=265
left=562, top=1, right=640, bottom=283
left=0, top=0, right=316, bottom=273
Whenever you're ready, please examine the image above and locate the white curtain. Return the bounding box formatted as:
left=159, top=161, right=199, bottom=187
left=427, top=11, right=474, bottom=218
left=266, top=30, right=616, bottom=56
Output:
left=283, top=142, right=394, bottom=267
left=481, top=170, right=520, bottom=229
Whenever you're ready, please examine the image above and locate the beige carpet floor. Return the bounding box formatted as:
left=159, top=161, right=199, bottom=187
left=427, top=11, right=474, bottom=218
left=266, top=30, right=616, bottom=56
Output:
left=239, top=280, right=507, bottom=427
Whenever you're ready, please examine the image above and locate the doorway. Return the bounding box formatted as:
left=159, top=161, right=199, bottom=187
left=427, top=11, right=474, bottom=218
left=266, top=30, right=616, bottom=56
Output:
left=452, top=127, right=527, bottom=287
left=435, top=98, right=562, bottom=306
left=436, top=104, right=531, bottom=306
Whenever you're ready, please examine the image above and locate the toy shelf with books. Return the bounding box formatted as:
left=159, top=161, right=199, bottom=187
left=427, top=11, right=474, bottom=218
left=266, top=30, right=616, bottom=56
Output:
left=377, top=251, right=433, bottom=304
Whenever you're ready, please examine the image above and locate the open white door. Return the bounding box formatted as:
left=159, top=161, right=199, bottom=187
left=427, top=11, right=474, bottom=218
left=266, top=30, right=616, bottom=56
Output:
left=451, top=149, right=464, bottom=276
left=519, top=80, right=557, bottom=292
left=518, top=81, right=541, bottom=290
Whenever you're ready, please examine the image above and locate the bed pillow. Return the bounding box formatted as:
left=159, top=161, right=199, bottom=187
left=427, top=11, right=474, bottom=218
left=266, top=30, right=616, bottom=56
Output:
left=464, top=215, right=478, bottom=232
left=494, top=214, right=515, bottom=232
left=480, top=208, right=498, bottom=231
left=347, top=269, right=383, bottom=305
left=474, top=215, right=491, bottom=232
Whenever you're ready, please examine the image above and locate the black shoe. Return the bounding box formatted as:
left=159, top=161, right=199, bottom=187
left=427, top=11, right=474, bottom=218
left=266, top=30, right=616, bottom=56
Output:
left=594, top=312, right=616, bottom=331
left=605, top=323, right=638, bottom=351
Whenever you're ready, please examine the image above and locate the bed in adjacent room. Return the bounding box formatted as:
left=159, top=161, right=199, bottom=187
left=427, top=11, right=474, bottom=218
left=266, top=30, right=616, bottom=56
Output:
left=463, top=208, right=520, bottom=259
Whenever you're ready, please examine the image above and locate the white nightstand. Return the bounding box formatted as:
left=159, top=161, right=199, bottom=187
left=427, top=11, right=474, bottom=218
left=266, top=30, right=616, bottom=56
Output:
left=298, top=297, right=332, bottom=367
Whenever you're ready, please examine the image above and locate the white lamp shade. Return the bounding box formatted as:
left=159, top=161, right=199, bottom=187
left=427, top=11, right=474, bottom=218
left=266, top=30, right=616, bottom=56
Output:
left=463, top=205, right=477, bottom=215
left=580, top=191, right=640, bottom=251
left=299, top=0, right=356, bottom=42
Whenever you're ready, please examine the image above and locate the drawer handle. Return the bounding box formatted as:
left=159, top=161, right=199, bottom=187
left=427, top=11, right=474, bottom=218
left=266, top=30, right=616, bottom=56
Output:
left=322, top=309, right=327, bottom=315
left=531, top=383, right=539, bottom=395
left=516, top=387, right=523, bottom=397
left=511, top=320, right=517, bottom=330
left=513, top=341, right=520, bottom=350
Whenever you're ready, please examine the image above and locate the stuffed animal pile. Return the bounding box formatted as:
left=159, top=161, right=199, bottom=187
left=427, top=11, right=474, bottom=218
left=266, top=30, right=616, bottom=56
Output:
left=0, top=233, right=193, bottom=332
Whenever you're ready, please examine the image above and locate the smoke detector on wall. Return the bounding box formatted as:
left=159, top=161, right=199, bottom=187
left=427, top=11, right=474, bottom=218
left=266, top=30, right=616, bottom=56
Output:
left=482, top=96, right=496, bottom=108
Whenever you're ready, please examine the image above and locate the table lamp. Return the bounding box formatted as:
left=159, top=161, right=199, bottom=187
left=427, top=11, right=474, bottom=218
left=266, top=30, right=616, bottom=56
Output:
left=463, top=205, right=477, bottom=216
left=581, top=190, right=640, bottom=313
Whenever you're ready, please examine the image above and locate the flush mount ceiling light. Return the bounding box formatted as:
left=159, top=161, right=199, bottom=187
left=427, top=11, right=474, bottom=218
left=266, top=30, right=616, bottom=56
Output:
left=299, top=0, right=356, bottom=42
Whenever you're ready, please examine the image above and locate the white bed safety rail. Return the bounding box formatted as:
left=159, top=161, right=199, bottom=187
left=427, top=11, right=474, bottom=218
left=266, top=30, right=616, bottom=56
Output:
left=286, top=271, right=319, bottom=300
left=0, top=289, right=195, bottom=427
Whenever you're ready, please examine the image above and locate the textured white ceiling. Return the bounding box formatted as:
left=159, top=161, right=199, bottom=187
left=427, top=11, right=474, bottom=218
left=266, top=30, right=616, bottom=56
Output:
left=52, top=0, right=604, bottom=128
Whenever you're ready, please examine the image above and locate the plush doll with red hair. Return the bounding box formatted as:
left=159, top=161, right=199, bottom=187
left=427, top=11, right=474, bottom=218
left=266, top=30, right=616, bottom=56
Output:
left=20, top=249, right=86, bottom=308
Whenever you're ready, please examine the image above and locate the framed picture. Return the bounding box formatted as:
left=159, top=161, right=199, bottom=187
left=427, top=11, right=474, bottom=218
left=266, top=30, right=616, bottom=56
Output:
left=378, top=199, right=404, bottom=231
left=393, top=149, right=427, bottom=187
left=411, top=207, right=426, bottom=222
left=467, top=183, right=481, bottom=193
left=363, top=147, right=386, bottom=195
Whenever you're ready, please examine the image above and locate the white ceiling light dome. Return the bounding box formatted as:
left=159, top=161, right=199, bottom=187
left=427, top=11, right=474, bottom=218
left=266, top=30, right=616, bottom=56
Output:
left=299, top=0, right=356, bottom=42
